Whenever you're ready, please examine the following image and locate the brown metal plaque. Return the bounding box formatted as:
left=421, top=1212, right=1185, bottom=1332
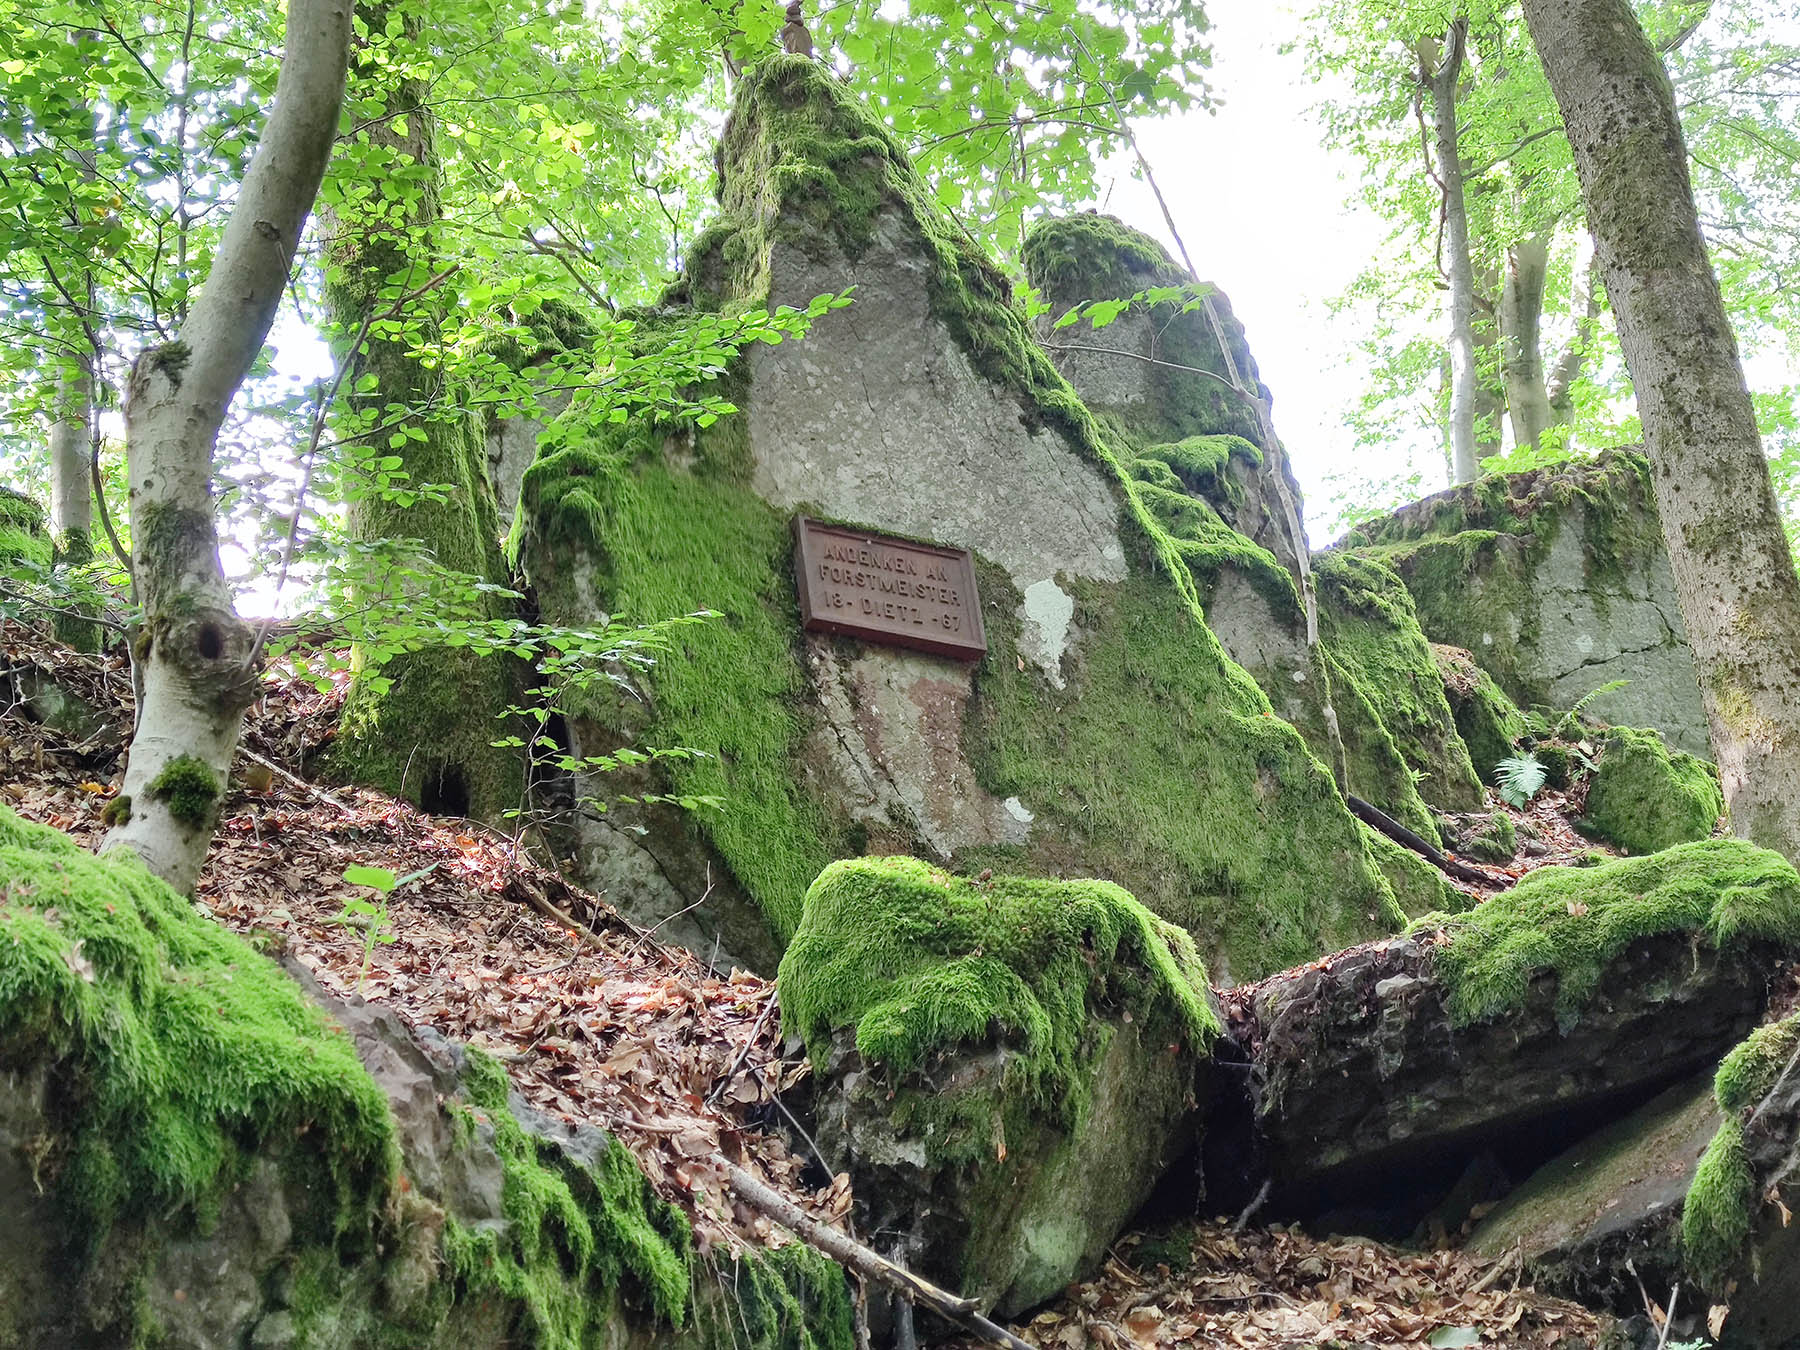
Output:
left=793, top=517, right=987, bottom=661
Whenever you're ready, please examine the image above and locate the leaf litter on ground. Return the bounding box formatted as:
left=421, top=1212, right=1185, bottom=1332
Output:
left=1, top=621, right=1613, bottom=1339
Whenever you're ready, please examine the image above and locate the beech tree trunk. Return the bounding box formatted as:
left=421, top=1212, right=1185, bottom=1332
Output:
left=321, top=2, right=522, bottom=820
left=103, top=0, right=351, bottom=891
left=1500, top=233, right=1555, bottom=452
left=48, top=362, right=92, bottom=556
left=1422, top=20, right=1480, bottom=483
left=1522, top=0, right=1800, bottom=862
left=1545, top=248, right=1602, bottom=430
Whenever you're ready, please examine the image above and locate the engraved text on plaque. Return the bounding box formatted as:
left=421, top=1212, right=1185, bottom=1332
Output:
left=793, top=517, right=987, bottom=660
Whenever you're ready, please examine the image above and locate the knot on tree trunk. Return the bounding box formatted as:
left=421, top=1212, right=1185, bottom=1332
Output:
left=150, top=607, right=264, bottom=714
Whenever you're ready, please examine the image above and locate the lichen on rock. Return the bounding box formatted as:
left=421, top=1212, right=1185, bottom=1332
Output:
left=1579, top=725, right=1725, bottom=855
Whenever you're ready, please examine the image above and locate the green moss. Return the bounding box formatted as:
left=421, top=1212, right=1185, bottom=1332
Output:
left=965, top=568, right=1404, bottom=980
left=145, top=754, right=221, bottom=829
left=0, top=804, right=398, bottom=1257
left=1317, top=552, right=1484, bottom=813
left=515, top=58, right=1399, bottom=976
left=1139, top=435, right=1263, bottom=510
left=1020, top=213, right=1263, bottom=449
left=0, top=486, right=51, bottom=571
left=691, top=1245, right=855, bottom=1350
left=512, top=420, right=841, bottom=942
left=1422, top=839, right=1800, bottom=1027
left=1678, top=1011, right=1800, bottom=1283
left=99, top=793, right=131, bottom=827
left=1434, top=645, right=1527, bottom=782
left=1361, top=822, right=1460, bottom=918
left=1683, top=1117, right=1754, bottom=1286
left=777, top=856, right=1217, bottom=1158
left=442, top=1048, right=692, bottom=1341
left=1579, top=726, right=1724, bottom=855
left=1459, top=811, right=1517, bottom=864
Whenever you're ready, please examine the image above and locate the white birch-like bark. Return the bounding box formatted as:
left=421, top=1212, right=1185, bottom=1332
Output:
left=1421, top=20, right=1480, bottom=483
left=1523, top=0, right=1800, bottom=862
left=103, top=0, right=351, bottom=891
left=48, top=360, right=92, bottom=551
left=1500, top=232, right=1555, bottom=452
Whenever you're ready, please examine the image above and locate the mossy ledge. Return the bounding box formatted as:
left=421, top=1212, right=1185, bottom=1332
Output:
left=777, top=857, right=1219, bottom=1163
left=0, top=804, right=397, bottom=1311
left=1416, top=839, right=1800, bottom=1028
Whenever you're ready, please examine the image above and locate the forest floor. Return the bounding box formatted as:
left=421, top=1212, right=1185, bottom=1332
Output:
left=1, top=622, right=1608, bottom=1348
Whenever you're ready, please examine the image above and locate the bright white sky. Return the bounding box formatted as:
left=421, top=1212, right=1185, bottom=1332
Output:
left=1094, top=0, right=1397, bottom=543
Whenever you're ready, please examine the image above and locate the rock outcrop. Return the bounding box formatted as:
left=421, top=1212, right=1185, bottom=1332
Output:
left=0, top=804, right=850, bottom=1350
left=508, top=59, right=1401, bottom=981
left=778, top=857, right=1217, bottom=1316
left=1227, top=842, right=1800, bottom=1215
left=1338, top=452, right=1709, bottom=756
left=1023, top=214, right=1484, bottom=840
left=1468, top=1012, right=1800, bottom=1350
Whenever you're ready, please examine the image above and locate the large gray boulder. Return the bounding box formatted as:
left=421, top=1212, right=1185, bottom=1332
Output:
left=508, top=57, right=1399, bottom=983
left=1337, top=452, right=1709, bottom=755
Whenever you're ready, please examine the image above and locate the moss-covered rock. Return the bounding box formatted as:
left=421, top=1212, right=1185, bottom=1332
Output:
left=513, top=57, right=1401, bottom=980
left=780, top=857, right=1216, bottom=1314
left=1433, top=644, right=1528, bottom=784
left=0, top=806, right=852, bottom=1348
left=1019, top=213, right=1497, bottom=845
left=1235, top=844, right=1800, bottom=1201
left=1427, top=839, right=1800, bottom=1028
left=1317, top=552, right=1485, bottom=815
left=1360, top=823, right=1460, bottom=918
left=1579, top=725, right=1724, bottom=855
left=1340, top=451, right=1709, bottom=757
left=0, top=486, right=50, bottom=572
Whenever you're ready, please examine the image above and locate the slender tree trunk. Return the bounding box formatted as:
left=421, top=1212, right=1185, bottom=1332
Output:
left=48, top=361, right=92, bottom=554
left=320, top=2, right=522, bottom=821
left=1500, top=232, right=1555, bottom=451
left=1472, top=263, right=1504, bottom=461
left=47, top=358, right=101, bottom=650
left=103, top=0, right=351, bottom=891
left=1422, top=20, right=1479, bottom=482
left=1546, top=247, right=1602, bottom=430
left=1522, top=0, right=1800, bottom=862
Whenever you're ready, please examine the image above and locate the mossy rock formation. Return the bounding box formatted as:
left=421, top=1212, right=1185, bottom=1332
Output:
left=0, top=485, right=50, bottom=571
left=510, top=57, right=1401, bottom=981
left=778, top=857, right=1217, bottom=1314
left=0, top=806, right=850, bottom=1349
left=1339, top=451, right=1709, bottom=756
left=1470, top=1013, right=1800, bottom=1348
left=1023, top=213, right=1482, bottom=840
left=1229, top=841, right=1800, bottom=1202
left=1579, top=725, right=1725, bottom=855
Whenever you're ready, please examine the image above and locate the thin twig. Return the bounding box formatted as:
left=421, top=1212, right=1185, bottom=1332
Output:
left=1232, top=1179, right=1272, bottom=1233
left=720, top=1160, right=1035, bottom=1350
